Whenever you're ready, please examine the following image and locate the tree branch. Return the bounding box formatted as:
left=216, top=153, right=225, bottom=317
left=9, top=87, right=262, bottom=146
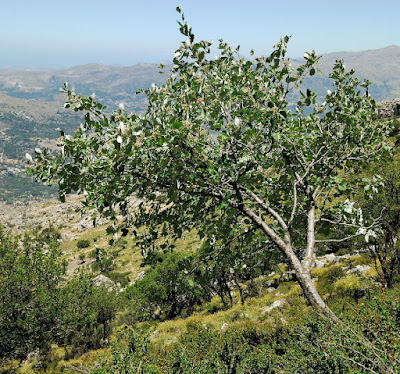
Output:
left=288, top=181, right=298, bottom=227
left=302, top=203, right=316, bottom=272
left=315, top=233, right=363, bottom=243
left=242, top=188, right=289, bottom=235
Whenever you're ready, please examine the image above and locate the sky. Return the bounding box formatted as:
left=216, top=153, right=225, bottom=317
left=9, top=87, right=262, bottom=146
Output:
left=1, top=0, right=399, bottom=69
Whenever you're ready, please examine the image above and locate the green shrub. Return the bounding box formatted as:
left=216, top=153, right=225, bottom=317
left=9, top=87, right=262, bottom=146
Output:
left=77, top=239, right=91, bottom=248
left=124, top=252, right=208, bottom=321
left=324, top=265, right=345, bottom=284
left=334, top=274, right=364, bottom=297
left=91, top=287, right=400, bottom=373
left=57, top=272, right=119, bottom=356
left=0, top=227, right=65, bottom=360
left=106, top=271, right=130, bottom=287
left=40, top=226, right=62, bottom=244
left=0, top=226, right=121, bottom=364
left=90, top=248, right=115, bottom=273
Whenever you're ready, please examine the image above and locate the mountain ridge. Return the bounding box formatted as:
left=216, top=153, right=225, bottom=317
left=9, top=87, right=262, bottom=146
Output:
left=0, top=44, right=399, bottom=108
left=1, top=44, right=400, bottom=203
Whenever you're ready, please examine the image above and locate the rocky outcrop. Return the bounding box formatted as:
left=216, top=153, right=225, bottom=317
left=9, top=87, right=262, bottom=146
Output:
left=261, top=299, right=286, bottom=315
left=345, top=264, right=371, bottom=275
left=376, top=98, right=400, bottom=118
left=93, top=274, right=114, bottom=288
left=312, top=252, right=354, bottom=268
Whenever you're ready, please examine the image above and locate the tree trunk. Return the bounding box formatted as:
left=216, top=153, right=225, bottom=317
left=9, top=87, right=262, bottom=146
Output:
left=242, top=203, right=340, bottom=321
left=293, top=266, right=339, bottom=322
left=233, top=277, right=245, bottom=305
left=277, top=239, right=339, bottom=320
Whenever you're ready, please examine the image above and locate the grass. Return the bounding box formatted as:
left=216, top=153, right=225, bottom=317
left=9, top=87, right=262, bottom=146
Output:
left=59, top=220, right=203, bottom=282
left=8, top=194, right=386, bottom=372
left=40, top=246, right=383, bottom=374
left=145, top=276, right=308, bottom=347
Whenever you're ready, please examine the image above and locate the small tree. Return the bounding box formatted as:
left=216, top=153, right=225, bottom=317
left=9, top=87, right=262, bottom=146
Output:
left=360, top=157, right=400, bottom=287
left=196, top=229, right=280, bottom=306
left=124, top=252, right=206, bottom=320
left=31, top=8, right=390, bottom=320
left=0, top=228, right=65, bottom=360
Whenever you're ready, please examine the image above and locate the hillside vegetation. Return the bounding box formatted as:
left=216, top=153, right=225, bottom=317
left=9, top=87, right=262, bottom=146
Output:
left=0, top=94, right=81, bottom=203
left=1, top=183, right=400, bottom=373
left=0, top=116, right=399, bottom=372
left=2, top=9, right=400, bottom=374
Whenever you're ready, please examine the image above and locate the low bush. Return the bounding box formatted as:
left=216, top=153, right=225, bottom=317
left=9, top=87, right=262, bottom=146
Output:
left=77, top=239, right=91, bottom=248
left=0, top=227, right=121, bottom=366
left=333, top=274, right=365, bottom=297
left=123, top=252, right=208, bottom=321
left=89, top=286, right=400, bottom=373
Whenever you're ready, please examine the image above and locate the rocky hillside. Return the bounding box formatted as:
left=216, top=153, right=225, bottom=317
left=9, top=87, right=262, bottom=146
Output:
left=1, top=45, right=400, bottom=203
left=291, top=44, right=400, bottom=100
left=0, top=94, right=82, bottom=203
left=0, top=63, right=167, bottom=112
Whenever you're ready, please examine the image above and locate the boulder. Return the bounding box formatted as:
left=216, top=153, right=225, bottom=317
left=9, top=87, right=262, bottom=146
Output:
left=346, top=265, right=371, bottom=275
left=221, top=323, right=228, bottom=331
left=261, top=298, right=286, bottom=315
left=93, top=274, right=114, bottom=288
left=136, top=270, right=146, bottom=281
left=324, top=253, right=339, bottom=263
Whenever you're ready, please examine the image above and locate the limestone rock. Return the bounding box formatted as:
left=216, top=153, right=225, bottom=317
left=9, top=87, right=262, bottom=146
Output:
left=136, top=270, right=146, bottom=281
left=313, top=252, right=348, bottom=268
left=93, top=274, right=114, bottom=288
left=376, top=98, right=400, bottom=118
left=261, top=299, right=286, bottom=315
left=346, top=265, right=371, bottom=275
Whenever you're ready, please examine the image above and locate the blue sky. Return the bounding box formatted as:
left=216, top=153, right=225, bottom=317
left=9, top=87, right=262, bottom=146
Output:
left=1, top=0, right=399, bottom=68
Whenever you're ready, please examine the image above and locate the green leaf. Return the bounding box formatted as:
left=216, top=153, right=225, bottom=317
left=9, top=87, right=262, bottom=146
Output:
left=168, top=187, right=179, bottom=202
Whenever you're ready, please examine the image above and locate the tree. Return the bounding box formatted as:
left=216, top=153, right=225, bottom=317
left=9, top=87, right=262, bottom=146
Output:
left=0, top=226, right=119, bottom=361
left=31, top=8, right=390, bottom=320
left=359, top=156, right=400, bottom=288
left=0, top=227, right=65, bottom=360
left=195, top=228, right=281, bottom=306
left=58, top=271, right=119, bottom=354
left=124, top=252, right=206, bottom=320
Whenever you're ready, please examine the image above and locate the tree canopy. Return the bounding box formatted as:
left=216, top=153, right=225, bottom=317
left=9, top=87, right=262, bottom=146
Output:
left=31, top=8, right=390, bottom=318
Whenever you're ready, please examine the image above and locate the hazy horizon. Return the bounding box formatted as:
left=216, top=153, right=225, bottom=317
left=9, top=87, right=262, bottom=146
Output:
left=1, top=43, right=400, bottom=72
left=1, top=0, right=400, bottom=70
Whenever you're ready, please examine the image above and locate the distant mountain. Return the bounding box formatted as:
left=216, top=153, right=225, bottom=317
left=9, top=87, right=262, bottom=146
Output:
left=0, top=63, right=168, bottom=112
left=295, top=45, right=400, bottom=101
left=0, top=45, right=399, bottom=111
left=0, top=45, right=400, bottom=203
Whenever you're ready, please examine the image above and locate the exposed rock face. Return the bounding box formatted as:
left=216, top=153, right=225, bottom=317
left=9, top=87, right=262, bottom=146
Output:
left=346, top=265, right=371, bottom=275
left=93, top=274, right=114, bottom=289
left=261, top=299, right=286, bottom=315
left=376, top=98, right=400, bottom=118
left=312, top=252, right=352, bottom=269
left=136, top=270, right=146, bottom=281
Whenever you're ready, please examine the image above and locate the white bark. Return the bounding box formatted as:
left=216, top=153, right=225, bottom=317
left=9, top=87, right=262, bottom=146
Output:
left=242, top=200, right=339, bottom=321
